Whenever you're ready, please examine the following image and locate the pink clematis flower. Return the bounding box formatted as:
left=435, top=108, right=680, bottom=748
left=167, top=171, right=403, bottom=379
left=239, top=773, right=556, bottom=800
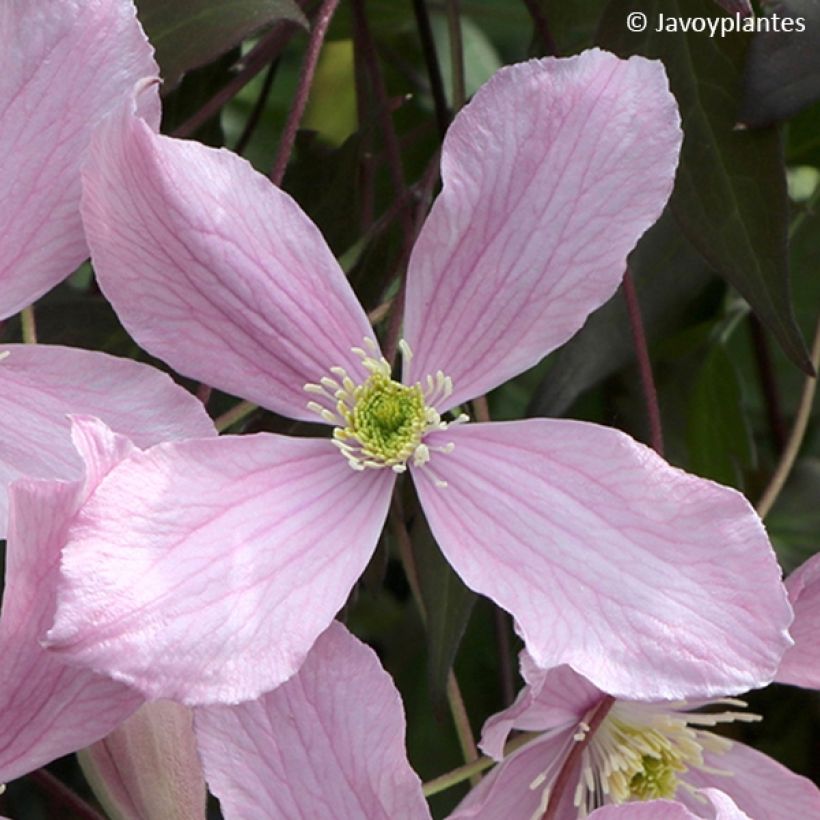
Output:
left=0, top=0, right=158, bottom=319
left=449, top=552, right=820, bottom=819
left=47, top=48, right=791, bottom=705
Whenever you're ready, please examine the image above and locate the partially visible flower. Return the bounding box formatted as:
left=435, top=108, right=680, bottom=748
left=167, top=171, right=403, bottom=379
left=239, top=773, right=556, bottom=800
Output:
left=194, top=621, right=431, bottom=820
left=79, top=701, right=207, bottom=820
left=450, top=554, right=820, bottom=819
left=589, top=789, right=751, bottom=819
left=0, top=414, right=210, bottom=785
left=0, top=0, right=158, bottom=318
left=47, top=48, right=791, bottom=707
left=777, top=552, right=820, bottom=688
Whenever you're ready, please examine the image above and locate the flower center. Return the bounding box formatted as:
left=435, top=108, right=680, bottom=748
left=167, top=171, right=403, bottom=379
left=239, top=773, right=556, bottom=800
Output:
left=304, top=338, right=467, bottom=478
left=558, top=699, right=759, bottom=817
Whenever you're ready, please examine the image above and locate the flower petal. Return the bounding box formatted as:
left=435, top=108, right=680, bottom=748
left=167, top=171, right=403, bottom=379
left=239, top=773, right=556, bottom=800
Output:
left=82, top=95, right=374, bottom=421
left=194, top=622, right=431, bottom=820
left=776, top=552, right=820, bottom=688
left=590, top=791, right=751, bottom=819
left=79, top=701, right=206, bottom=820
left=0, top=344, right=214, bottom=538
left=449, top=730, right=578, bottom=820
left=0, top=0, right=158, bottom=319
left=403, top=50, right=681, bottom=408
left=47, top=427, right=394, bottom=704
left=0, top=475, right=141, bottom=783
left=683, top=742, right=820, bottom=819
left=412, top=420, right=791, bottom=699
left=480, top=664, right=602, bottom=760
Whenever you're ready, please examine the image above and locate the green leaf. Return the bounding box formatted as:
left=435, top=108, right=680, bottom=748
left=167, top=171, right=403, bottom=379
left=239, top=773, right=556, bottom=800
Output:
left=527, top=209, right=715, bottom=418
left=135, top=0, right=307, bottom=89
left=412, top=509, right=477, bottom=709
left=787, top=103, right=820, bottom=167
left=686, top=343, right=756, bottom=488
left=598, top=0, right=811, bottom=372
left=738, top=0, right=820, bottom=127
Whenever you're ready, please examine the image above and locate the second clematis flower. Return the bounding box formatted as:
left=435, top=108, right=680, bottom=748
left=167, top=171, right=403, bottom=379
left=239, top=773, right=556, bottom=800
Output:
left=47, top=48, right=791, bottom=705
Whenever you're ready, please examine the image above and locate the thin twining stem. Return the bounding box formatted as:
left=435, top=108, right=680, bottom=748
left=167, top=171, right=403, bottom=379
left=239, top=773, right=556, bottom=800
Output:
left=422, top=731, right=542, bottom=796
left=271, top=0, right=341, bottom=186
left=214, top=400, right=258, bottom=432
left=28, top=769, right=105, bottom=820
left=172, top=23, right=298, bottom=139
left=411, top=0, right=450, bottom=138
left=756, top=316, right=820, bottom=520
left=521, top=0, right=560, bottom=55
left=21, top=305, right=37, bottom=344
left=389, top=495, right=481, bottom=782
left=446, top=0, right=466, bottom=111
left=622, top=267, right=664, bottom=457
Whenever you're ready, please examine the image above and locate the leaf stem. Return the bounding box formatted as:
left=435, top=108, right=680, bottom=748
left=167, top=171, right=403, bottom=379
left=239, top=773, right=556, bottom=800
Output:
left=271, top=0, right=341, bottom=185
left=756, top=317, right=820, bottom=519
left=622, top=267, right=664, bottom=456
left=234, top=59, right=279, bottom=155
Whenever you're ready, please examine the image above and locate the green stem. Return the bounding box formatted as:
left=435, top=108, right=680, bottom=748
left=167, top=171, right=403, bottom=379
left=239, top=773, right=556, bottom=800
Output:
left=756, top=317, right=820, bottom=519
left=446, top=0, right=465, bottom=111
left=214, top=400, right=258, bottom=432
left=21, top=305, right=37, bottom=344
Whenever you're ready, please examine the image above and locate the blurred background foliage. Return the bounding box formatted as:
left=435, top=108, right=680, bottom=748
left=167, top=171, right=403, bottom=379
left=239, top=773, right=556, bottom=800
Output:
left=2, top=0, right=818, bottom=817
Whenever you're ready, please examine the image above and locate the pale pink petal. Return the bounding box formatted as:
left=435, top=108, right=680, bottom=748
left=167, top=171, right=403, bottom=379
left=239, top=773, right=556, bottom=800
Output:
left=480, top=664, right=602, bottom=759
left=403, top=50, right=681, bottom=409
left=194, top=622, right=431, bottom=820
left=682, top=742, right=820, bottom=819
left=413, top=420, right=791, bottom=699
left=0, top=344, right=214, bottom=537
left=449, top=730, right=578, bottom=820
left=0, top=0, right=158, bottom=319
left=0, top=477, right=141, bottom=783
left=82, top=95, right=374, bottom=421
left=590, top=791, right=752, bottom=819
left=713, top=0, right=753, bottom=16
left=47, top=429, right=394, bottom=704
left=79, top=701, right=206, bottom=820
left=777, top=552, right=820, bottom=688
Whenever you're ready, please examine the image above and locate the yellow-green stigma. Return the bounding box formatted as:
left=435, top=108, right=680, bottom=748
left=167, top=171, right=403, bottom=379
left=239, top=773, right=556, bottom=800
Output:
left=304, top=338, right=467, bottom=478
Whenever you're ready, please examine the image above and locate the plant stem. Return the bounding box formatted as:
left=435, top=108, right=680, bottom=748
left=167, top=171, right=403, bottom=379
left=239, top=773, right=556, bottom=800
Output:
left=521, top=0, right=559, bottom=55
left=21, top=305, right=37, bottom=344
left=622, top=267, right=664, bottom=457
left=422, top=731, right=541, bottom=796
left=271, top=0, right=341, bottom=185
left=411, top=0, right=450, bottom=138
left=172, top=24, right=298, bottom=138
left=749, top=314, right=787, bottom=455
left=214, top=400, right=258, bottom=432
left=389, top=496, right=480, bottom=782
left=234, top=59, right=279, bottom=155
left=446, top=0, right=465, bottom=110
left=756, top=317, right=820, bottom=519
left=28, top=770, right=105, bottom=820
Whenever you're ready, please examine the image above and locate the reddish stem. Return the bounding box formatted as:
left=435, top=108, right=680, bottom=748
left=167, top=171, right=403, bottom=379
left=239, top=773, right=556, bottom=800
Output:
left=172, top=23, right=298, bottom=139
left=622, top=267, right=664, bottom=457
left=521, top=0, right=560, bottom=55
left=28, top=769, right=105, bottom=820
left=271, top=0, right=341, bottom=185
